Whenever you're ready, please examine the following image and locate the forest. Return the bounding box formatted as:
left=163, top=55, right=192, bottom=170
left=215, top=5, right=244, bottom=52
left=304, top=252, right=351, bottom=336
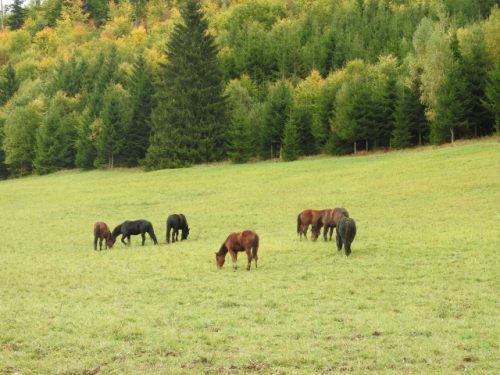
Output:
left=0, top=0, right=499, bottom=177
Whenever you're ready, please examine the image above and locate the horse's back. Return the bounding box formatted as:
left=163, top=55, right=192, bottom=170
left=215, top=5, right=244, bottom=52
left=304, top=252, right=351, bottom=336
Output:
left=94, top=222, right=110, bottom=237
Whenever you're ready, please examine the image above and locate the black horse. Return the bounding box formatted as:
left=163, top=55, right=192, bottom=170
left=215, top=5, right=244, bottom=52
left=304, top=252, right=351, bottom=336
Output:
left=112, top=220, right=158, bottom=246
left=166, top=214, right=190, bottom=243
left=336, top=216, right=356, bottom=256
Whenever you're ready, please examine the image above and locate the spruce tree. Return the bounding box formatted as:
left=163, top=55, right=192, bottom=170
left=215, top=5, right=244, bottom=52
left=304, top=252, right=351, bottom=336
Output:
left=125, top=53, right=154, bottom=166
left=282, top=119, right=300, bottom=161
left=391, top=85, right=414, bottom=149
left=260, top=81, right=292, bottom=159
left=228, top=111, right=252, bottom=163
left=146, top=0, right=228, bottom=169
left=7, top=0, right=26, bottom=30
left=0, top=64, right=19, bottom=106
left=34, top=94, right=77, bottom=174
left=75, top=110, right=95, bottom=169
left=95, top=85, right=130, bottom=168
left=483, top=62, right=500, bottom=134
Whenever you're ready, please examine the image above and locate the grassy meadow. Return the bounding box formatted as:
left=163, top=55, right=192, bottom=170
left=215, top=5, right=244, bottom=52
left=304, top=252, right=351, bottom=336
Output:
left=0, top=139, right=499, bottom=374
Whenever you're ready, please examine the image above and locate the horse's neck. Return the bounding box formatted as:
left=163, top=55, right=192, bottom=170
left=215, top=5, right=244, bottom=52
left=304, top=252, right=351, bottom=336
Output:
left=217, top=243, right=228, bottom=256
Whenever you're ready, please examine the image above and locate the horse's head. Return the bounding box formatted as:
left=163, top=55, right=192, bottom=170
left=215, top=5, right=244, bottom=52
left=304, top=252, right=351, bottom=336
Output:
left=106, top=234, right=116, bottom=249
left=215, top=252, right=225, bottom=269
left=311, top=223, right=321, bottom=241
left=181, top=226, right=190, bottom=240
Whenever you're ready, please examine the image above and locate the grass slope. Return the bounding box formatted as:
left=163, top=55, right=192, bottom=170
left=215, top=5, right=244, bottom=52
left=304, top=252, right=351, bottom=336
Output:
left=0, top=139, right=499, bottom=374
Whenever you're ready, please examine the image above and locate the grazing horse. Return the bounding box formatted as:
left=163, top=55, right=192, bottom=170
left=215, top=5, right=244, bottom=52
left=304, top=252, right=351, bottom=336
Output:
left=312, top=207, right=350, bottom=241
left=112, top=220, right=158, bottom=246
left=297, top=209, right=326, bottom=240
left=166, top=214, right=190, bottom=243
left=215, top=230, right=259, bottom=271
left=93, top=222, right=115, bottom=250
left=336, top=216, right=357, bottom=256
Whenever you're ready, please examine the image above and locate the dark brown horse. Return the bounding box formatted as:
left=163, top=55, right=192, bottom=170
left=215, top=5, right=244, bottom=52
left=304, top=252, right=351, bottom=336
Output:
left=93, top=222, right=115, bottom=250
left=297, top=209, right=325, bottom=240
left=336, top=216, right=356, bottom=256
left=312, top=207, right=350, bottom=241
left=215, top=230, right=259, bottom=271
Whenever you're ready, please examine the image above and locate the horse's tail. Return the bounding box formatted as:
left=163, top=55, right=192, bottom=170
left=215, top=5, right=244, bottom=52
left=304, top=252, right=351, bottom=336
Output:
left=166, top=220, right=171, bottom=243
left=252, top=233, right=259, bottom=260
left=297, top=214, right=302, bottom=235
left=148, top=222, right=158, bottom=245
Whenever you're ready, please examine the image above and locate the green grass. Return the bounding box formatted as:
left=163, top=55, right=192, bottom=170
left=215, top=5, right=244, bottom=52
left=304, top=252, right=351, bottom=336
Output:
left=0, top=139, right=499, bottom=374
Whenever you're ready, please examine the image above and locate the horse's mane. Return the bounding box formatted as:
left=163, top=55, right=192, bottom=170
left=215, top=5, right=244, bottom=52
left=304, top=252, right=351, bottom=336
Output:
left=111, top=224, right=122, bottom=238
left=216, top=242, right=228, bottom=256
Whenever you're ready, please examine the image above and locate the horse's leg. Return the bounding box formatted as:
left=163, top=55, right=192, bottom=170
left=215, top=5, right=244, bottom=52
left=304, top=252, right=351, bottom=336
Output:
left=229, top=249, right=238, bottom=270
left=166, top=226, right=170, bottom=243
left=329, top=226, right=333, bottom=241
left=323, top=225, right=328, bottom=241
left=99, top=237, right=103, bottom=251
left=245, top=248, right=252, bottom=271
left=94, top=235, right=98, bottom=251
left=141, top=232, right=146, bottom=246
left=252, top=247, right=258, bottom=269
left=121, top=233, right=127, bottom=245
left=149, top=229, right=158, bottom=245
left=336, top=227, right=342, bottom=251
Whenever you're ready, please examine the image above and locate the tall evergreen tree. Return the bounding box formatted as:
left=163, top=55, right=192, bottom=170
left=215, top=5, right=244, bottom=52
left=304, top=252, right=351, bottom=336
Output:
left=125, top=53, right=154, bottom=166
left=0, top=64, right=19, bottom=106
left=34, top=93, right=77, bottom=174
left=282, top=118, right=300, bottom=161
left=227, top=111, right=252, bottom=163
left=6, top=0, right=26, bottom=30
left=75, top=110, right=96, bottom=169
left=483, top=62, right=500, bottom=134
left=260, top=81, right=293, bottom=159
left=95, top=85, right=130, bottom=168
left=146, top=0, right=228, bottom=169
left=0, top=119, right=8, bottom=179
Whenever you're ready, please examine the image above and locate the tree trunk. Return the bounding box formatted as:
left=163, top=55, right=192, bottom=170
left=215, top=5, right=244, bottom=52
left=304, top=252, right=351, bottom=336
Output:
left=450, top=128, right=455, bottom=143
left=418, top=127, right=422, bottom=146
left=365, top=139, right=368, bottom=152
left=353, top=141, right=357, bottom=154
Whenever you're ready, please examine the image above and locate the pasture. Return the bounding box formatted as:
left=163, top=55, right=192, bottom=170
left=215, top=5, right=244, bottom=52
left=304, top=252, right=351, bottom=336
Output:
left=0, top=139, right=499, bottom=374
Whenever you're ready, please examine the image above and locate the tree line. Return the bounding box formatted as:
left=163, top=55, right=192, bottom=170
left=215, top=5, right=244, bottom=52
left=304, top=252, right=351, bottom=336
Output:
left=0, top=0, right=499, bottom=178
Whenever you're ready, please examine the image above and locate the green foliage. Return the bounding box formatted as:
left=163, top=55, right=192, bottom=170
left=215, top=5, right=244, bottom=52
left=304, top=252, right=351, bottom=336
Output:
left=0, top=64, right=19, bottom=106
left=282, top=118, right=300, bottom=161
left=483, top=61, right=500, bottom=133
left=146, top=0, right=228, bottom=169
left=84, top=0, right=109, bottom=26
left=34, top=93, right=78, bottom=174
left=260, top=80, right=293, bottom=159
left=3, top=103, right=42, bottom=175
left=75, top=110, right=96, bottom=170
left=7, top=0, right=26, bottom=30
left=95, top=84, right=131, bottom=168
left=125, top=53, right=154, bottom=166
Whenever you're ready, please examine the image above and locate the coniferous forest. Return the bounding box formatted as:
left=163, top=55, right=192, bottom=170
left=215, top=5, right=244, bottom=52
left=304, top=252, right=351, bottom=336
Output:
left=0, top=0, right=499, bottom=178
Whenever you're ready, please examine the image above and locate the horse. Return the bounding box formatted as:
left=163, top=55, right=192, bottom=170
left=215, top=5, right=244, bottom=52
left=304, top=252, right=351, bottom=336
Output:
left=297, top=209, right=326, bottom=240
left=336, top=216, right=356, bottom=256
left=311, top=207, right=350, bottom=241
left=93, top=222, right=115, bottom=250
left=166, top=214, right=190, bottom=243
left=111, top=220, right=158, bottom=246
left=215, top=230, right=259, bottom=271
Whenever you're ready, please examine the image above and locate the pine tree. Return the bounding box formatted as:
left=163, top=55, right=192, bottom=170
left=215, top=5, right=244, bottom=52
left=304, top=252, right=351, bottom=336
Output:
left=0, top=64, right=19, bottom=106
left=95, top=85, right=130, bottom=168
left=7, top=0, right=26, bottom=30
left=391, top=85, right=414, bottom=149
left=228, top=111, right=252, bottom=163
left=146, top=0, right=228, bottom=169
left=75, top=110, right=96, bottom=169
left=282, top=119, right=300, bottom=161
left=34, top=93, right=77, bottom=174
left=84, top=0, right=108, bottom=26
left=125, top=53, right=154, bottom=166
left=482, top=62, right=500, bottom=134
left=0, top=119, right=8, bottom=179
left=260, top=81, right=293, bottom=159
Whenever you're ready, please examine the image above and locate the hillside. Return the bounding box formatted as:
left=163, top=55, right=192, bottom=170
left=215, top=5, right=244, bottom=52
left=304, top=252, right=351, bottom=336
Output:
left=0, top=139, right=498, bottom=374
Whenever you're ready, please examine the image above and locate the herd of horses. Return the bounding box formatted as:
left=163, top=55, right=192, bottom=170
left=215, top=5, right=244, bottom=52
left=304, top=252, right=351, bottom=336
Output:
left=93, top=207, right=356, bottom=270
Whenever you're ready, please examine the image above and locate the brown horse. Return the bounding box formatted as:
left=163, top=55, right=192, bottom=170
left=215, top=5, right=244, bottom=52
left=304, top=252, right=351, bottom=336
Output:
left=215, top=230, right=259, bottom=271
left=93, top=222, right=115, bottom=250
left=297, top=209, right=326, bottom=240
left=312, top=207, right=350, bottom=241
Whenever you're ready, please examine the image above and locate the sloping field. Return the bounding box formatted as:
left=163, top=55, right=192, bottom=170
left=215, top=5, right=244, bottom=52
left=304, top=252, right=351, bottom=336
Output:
left=0, top=139, right=499, bottom=374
